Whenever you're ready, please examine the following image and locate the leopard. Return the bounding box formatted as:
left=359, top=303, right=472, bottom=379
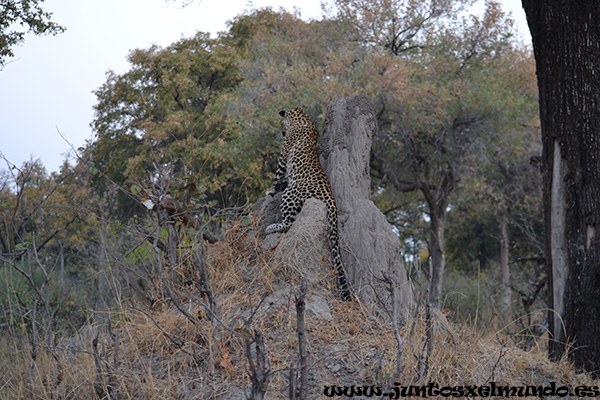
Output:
left=265, top=107, right=352, bottom=301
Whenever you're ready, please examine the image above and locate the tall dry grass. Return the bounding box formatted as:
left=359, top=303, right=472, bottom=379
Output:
left=1, top=218, right=598, bottom=399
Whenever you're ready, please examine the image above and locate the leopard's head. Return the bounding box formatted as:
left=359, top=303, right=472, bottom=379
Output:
left=278, top=108, right=316, bottom=143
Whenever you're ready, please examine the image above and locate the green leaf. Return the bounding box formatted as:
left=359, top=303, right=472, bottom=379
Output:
left=15, top=243, right=29, bottom=251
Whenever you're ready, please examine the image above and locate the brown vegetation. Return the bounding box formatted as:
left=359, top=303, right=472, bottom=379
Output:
left=1, top=215, right=598, bottom=399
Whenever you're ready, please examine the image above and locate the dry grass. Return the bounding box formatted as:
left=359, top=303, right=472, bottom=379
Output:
left=1, top=218, right=598, bottom=399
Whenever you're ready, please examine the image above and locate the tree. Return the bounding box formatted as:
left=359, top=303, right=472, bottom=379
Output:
left=446, top=121, right=543, bottom=320
left=90, top=33, right=243, bottom=220
left=0, top=157, right=96, bottom=337
left=329, top=0, right=467, bottom=55
left=489, top=130, right=542, bottom=314
left=358, top=0, right=532, bottom=306
left=522, top=0, right=600, bottom=375
left=0, top=0, right=65, bottom=67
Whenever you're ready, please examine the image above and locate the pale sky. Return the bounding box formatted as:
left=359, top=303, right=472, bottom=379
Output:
left=0, top=0, right=529, bottom=174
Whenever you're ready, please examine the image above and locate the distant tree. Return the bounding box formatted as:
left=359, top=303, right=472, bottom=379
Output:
left=446, top=121, right=543, bottom=316
left=343, top=0, right=534, bottom=306
left=0, top=0, right=65, bottom=67
left=522, top=0, right=600, bottom=375
left=488, top=127, right=542, bottom=314
left=446, top=44, right=541, bottom=314
left=329, top=0, right=466, bottom=55
left=0, top=157, right=94, bottom=334
left=90, top=33, right=242, bottom=220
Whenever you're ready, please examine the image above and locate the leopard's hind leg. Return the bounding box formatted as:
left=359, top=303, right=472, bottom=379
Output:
left=265, top=186, right=306, bottom=234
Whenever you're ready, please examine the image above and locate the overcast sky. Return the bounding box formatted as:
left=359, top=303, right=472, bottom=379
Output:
left=0, top=0, right=530, bottom=174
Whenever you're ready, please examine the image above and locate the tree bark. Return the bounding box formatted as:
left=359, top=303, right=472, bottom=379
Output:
left=522, top=0, right=600, bottom=375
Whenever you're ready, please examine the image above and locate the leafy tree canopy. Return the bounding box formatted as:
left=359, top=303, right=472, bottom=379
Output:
left=0, top=0, right=65, bottom=67
left=89, top=33, right=243, bottom=219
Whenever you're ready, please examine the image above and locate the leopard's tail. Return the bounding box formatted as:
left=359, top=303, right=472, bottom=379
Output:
left=326, top=204, right=352, bottom=301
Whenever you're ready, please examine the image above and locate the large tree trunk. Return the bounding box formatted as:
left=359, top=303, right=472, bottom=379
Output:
left=522, top=0, right=600, bottom=374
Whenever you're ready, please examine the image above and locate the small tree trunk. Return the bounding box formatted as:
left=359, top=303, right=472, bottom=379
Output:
left=157, top=204, right=179, bottom=268
left=59, top=241, right=65, bottom=291
left=499, top=211, right=511, bottom=313
left=428, top=209, right=447, bottom=307
left=246, top=330, right=270, bottom=400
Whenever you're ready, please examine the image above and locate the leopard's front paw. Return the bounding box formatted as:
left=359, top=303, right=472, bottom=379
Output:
left=266, top=187, right=276, bottom=197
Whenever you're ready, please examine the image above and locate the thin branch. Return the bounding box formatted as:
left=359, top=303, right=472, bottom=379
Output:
left=35, top=215, right=78, bottom=253
left=295, top=281, right=308, bottom=399
left=380, top=272, right=404, bottom=398
left=131, top=223, right=168, bottom=253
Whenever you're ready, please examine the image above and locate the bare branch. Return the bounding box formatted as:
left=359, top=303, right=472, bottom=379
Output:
left=295, top=281, right=309, bottom=399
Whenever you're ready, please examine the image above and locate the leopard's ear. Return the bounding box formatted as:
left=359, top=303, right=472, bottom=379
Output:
left=279, top=109, right=286, bottom=117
